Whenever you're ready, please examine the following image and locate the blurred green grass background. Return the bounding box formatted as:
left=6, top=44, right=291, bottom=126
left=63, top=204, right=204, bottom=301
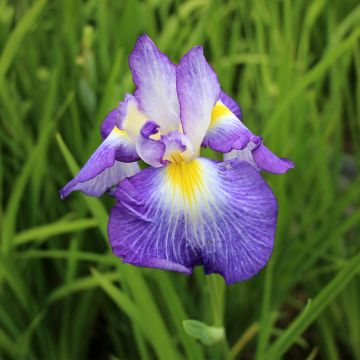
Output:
left=1, top=0, right=360, bottom=359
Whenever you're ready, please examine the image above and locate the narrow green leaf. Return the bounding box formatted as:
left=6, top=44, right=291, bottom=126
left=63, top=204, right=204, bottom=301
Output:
left=264, top=252, right=360, bottom=360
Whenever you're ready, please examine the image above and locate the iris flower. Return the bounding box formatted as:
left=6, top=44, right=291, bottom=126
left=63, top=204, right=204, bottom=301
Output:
left=61, top=34, right=293, bottom=284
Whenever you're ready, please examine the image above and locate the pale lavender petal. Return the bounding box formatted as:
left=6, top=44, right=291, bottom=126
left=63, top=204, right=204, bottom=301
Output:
left=160, top=131, right=195, bottom=163
left=136, top=121, right=166, bottom=167
left=60, top=128, right=140, bottom=198
left=136, top=122, right=195, bottom=167
left=109, top=158, right=277, bottom=284
left=220, top=90, right=242, bottom=119
left=177, top=46, right=220, bottom=153
left=129, top=34, right=180, bottom=132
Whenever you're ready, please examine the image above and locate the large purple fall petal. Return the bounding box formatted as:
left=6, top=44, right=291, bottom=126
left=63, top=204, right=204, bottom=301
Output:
left=60, top=128, right=140, bottom=198
left=109, top=158, right=277, bottom=284
left=129, top=34, right=180, bottom=133
left=177, top=46, right=220, bottom=153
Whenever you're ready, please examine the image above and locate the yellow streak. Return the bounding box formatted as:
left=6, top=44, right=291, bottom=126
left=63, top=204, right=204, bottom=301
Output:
left=112, top=127, right=127, bottom=137
left=170, top=153, right=183, bottom=164
left=211, top=101, right=232, bottom=125
left=165, top=160, right=207, bottom=209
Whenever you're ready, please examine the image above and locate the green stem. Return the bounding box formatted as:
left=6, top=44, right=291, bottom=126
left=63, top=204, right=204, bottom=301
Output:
left=207, top=275, right=231, bottom=360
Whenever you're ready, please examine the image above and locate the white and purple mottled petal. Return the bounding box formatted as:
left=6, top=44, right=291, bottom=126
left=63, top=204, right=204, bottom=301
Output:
left=202, top=100, right=261, bottom=153
left=60, top=128, right=140, bottom=198
left=108, top=158, right=277, bottom=284
left=129, top=34, right=180, bottom=133
left=219, top=90, right=242, bottom=119
left=203, top=100, right=294, bottom=174
left=177, top=46, right=220, bottom=153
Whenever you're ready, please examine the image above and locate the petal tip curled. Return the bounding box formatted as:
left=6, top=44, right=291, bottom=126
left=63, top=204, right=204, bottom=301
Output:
left=59, top=188, right=67, bottom=200
left=252, top=145, right=295, bottom=174
left=177, top=45, right=220, bottom=151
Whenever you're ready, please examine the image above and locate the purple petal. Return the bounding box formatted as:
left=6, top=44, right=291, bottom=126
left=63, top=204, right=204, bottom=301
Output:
left=225, top=143, right=294, bottom=174
left=202, top=100, right=261, bottom=153
left=101, top=108, right=121, bottom=139
left=220, top=90, right=242, bottom=119
left=108, top=158, right=277, bottom=284
left=252, top=144, right=294, bottom=174
left=129, top=34, right=180, bottom=133
left=60, top=128, right=140, bottom=198
left=177, top=46, right=220, bottom=152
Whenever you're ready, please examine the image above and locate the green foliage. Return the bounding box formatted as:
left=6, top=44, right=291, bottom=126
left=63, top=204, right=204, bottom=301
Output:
left=0, top=0, right=359, bottom=359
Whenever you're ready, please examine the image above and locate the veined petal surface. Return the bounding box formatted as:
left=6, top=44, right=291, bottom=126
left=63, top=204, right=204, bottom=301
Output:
left=129, top=34, right=180, bottom=133
left=177, top=46, right=220, bottom=153
left=60, top=128, right=140, bottom=198
left=109, top=158, right=277, bottom=284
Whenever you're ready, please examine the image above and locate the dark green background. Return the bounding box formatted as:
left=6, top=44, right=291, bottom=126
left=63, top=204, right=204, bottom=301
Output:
left=0, top=0, right=359, bottom=359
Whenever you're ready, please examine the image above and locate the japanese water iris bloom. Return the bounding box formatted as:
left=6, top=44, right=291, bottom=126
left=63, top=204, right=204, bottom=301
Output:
left=61, top=34, right=293, bottom=285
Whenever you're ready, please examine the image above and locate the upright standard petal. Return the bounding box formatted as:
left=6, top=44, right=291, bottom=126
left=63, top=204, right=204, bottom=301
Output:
left=60, top=128, right=140, bottom=198
left=109, top=158, right=277, bottom=284
left=129, top=34, right=180, bottom=133
left=176, top=46, right=220, bottom=153
left=202, top=100, right=261, bottom=153
left=219, top=90, right=242, bottom=119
